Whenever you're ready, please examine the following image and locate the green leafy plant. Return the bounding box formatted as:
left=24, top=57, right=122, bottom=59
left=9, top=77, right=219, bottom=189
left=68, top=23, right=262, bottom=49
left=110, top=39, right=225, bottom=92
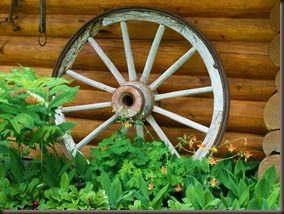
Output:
left=0, top=66, right=78, bottom=154
left=37, top=173, right=110, bottom=210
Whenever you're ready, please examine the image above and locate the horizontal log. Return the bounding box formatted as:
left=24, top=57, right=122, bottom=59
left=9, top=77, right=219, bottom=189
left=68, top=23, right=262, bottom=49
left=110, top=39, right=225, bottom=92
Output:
left=0, top=0, right=277, bottom=18
left=264, top=92, right=280, bottom=130
left=0, top=65, right=277, bottom=102
left=269, top=34, right=280, bottom=67
left=269, top=3, right=280, bottom=34
left=0, top=36, right=278, bottom=80
left=61, top=89, right=268, bottom=134
left=262, top=130, right=280, bottom=156
left=0, top=14, right=275, bottom=42
left=258, top=154, right=280, bottom=181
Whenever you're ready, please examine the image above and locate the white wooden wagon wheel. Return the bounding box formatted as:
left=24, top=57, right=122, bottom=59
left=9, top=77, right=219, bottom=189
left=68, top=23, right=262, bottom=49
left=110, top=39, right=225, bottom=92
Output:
left=53, top=7, right=229, bottom=160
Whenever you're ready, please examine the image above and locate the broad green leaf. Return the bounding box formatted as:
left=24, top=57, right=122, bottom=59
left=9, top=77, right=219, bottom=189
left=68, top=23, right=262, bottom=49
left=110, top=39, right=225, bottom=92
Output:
left=60, top=172, right=70, bottom=191
left=0, top=104, right=18, bottom=114
left=238, top=179, right=249, bottom=206
left=27, top=178, right=40, bottom=194
left=111, top=177, right=123, bottom=204
left=49, top=87, right=79, bottom=109
left=259, top=165, right=277, bottom=186
left=57, top=122, right=77, bottom=133
left=74, top=151, right=88, bottom=175
left=247, top=195, right=270, bottom=210
left=9, top=148, right=24, bottom=182
left=151, top=183, right=169, bottom=209
left=254, top=167, right=276, bottom=199
left=42, top=172, right=60, bottom=187
left=231, top=198, right=240, bottom=210
left=139, top=176, right=150, bottom=202
left=10, top=118, right=21, bottom=134
left=13, top=113, right=35, bottom=129
left=203, top=198, right=221, bottom=210
left=234, top=158, right=245, bottom=180
left=267, top=186, right=280, bottom=209
left=0, top=120, right=9, bottom=132
left=211, top=163, right=238, bottom=196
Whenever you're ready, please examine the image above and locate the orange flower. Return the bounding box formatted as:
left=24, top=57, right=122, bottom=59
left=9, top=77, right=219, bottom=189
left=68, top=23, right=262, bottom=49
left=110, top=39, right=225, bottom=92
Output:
left=243, top=151, right=253, bottom=162
left=209, top=178, right=218, bottom=187
left=208, top=158, right=218, bottom=166
left=191, top=135, right=197, bottom=142
left=175, top=185, right=182, bottom=192
left=161, top=166, right=167, bottom=174
left=148, top=183, right=154, bottom=190
left=226, top=144, right=237, bottom=153
left=197, top=144, right=206, bottom=150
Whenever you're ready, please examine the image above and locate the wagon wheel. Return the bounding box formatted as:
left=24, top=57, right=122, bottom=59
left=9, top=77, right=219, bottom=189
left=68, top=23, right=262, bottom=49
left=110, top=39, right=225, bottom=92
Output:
left=53, top=7, right=229, bottom=160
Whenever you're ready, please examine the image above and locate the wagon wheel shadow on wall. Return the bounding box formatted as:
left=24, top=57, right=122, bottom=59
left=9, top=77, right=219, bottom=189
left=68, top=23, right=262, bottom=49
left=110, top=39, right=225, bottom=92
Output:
left=52, top=7, right=230, bottom=160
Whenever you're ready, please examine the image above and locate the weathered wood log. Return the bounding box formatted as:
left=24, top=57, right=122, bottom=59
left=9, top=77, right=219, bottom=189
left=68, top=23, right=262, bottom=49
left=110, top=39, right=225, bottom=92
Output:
left=264, top=92, right=280, bottom=130
left=269, top=34, right=280, bottom=67
left=0, top=14, right=275, bottom=42
left=275, top=70, right=280, bottom=92
left=0, top=65, right=277, bottom=102
left=258, top=154, right=280, bottom=181
left=0, top=0, right=278, bottom=18
left=0, top=36, right=278, bottom=80
left=269, top=2, right=280, bottom=34
left=262, top=130, right=280, bottom=156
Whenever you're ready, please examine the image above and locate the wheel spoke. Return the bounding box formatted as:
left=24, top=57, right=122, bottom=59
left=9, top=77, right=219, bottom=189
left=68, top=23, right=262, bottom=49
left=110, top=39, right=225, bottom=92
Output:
left=154, top=86, right=213, bottom=101
left=55, top=108, right=77, bottom=156
left=88, top=37, right=126, bottom=85
left=76, top=114, right=118, bottom=150
left=121, top=21, right=137, bottom=81
left=140, top=25, right=165, bottom=83
left=153, top=105, right=209, bottom=133
left=146, top=115, right=180, bottom=157
left=135, top=123, right=144, bottom=138
left=62, top=102, right=112, bottom=113
left=66, top=70, right=115, bottom=93
left=150, top=47, right=196, bottom=90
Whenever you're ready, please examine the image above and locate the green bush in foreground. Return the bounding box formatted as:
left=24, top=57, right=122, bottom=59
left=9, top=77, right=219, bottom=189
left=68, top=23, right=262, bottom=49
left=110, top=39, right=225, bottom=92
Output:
left=0, top=132, right=280, bottom=210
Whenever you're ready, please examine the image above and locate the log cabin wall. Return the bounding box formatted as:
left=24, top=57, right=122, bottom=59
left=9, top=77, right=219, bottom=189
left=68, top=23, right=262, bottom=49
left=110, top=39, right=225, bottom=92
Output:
left=0, top=0, right=279, bottom=160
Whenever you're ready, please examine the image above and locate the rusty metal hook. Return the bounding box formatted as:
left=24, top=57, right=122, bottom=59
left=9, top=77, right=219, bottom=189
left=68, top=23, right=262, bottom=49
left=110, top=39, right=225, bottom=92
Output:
left=8, top=0, right=20, bottom=31
left=38, top=0, right=47, bottom=46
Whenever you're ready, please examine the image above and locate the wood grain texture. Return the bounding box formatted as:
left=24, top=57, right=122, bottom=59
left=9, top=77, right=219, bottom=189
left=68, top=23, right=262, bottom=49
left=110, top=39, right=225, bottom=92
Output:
left=269, top=34, right=280, bottom=67
left=0, top=36, right=278, bottom=80
left=0, top=14, right=275, bottom=42
left=264, top=92, right=280, bottom=130
left=262, top=130, right=280, bottom=155
left=269, top=2, right=280, bottom=33
left=0, top=0, right=278, bottom=17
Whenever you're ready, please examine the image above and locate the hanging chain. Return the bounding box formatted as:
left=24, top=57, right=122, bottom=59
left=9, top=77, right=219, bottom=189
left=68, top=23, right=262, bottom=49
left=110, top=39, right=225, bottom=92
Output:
left=38, top=0, right=47, bottom=46
left=8, top=0, right=20, bottom=31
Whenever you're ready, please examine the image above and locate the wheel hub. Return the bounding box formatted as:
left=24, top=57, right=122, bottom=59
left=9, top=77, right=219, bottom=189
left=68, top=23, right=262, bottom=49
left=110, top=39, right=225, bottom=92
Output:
left=111, top=81, right=154, bottom=119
